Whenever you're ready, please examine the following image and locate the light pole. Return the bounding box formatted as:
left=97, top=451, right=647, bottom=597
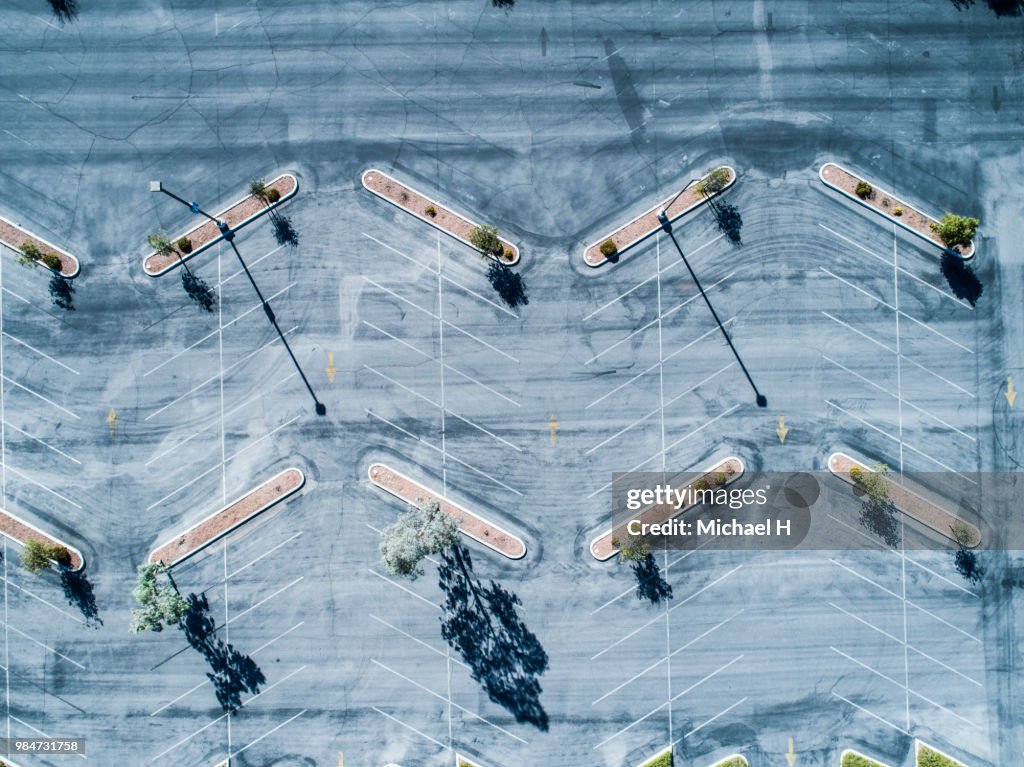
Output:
left=150, top=181, right=327, bottom=416
left=658, top=183, right=767, bottom=408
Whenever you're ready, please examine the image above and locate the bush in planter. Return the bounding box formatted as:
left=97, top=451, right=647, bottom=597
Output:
left=147, top=232, right=175, bottom=258
left=855, top=180, right=873, bottom=199
left=248, top=177, right=269, bottom=201
left=16, top=241, right=43, bottom=268
left=599, top=239, right=618, bottom=257
left=849, top=466, right=863, bottom=483
left=930, top=213, right=979, bottom=249
left=696, top=167, right=731, bottom=197
left=176, top=236, right=193, bottom=254
left=21, top=539, right=71, bottom=574
left=266, top=187, right=281, bottom=203
left=42, top=252, right=62, bottom=271
left=715, top=471, right=728, bottom=487
left=894, top=206, right=904, bottom=216
left=469, top=224, right=503, bottom=257
left=425, top=205, right=437, bottom=218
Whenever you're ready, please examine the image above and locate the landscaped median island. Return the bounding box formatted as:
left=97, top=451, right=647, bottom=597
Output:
left=841, top=749, right=892, bottom=767
left=142, top=172, right=298, bottom=276
left=638, top=746, right=673, bottom=767
left=828, top=452, right=981, bottom=547
left=0, top=215, right=80, bottom=277
left=917, top=742, right=967, bottom=767
left=361, top=169, right=520, bottom=265
left=710, top=757, right=748, bottom=767
left=590, top=456, right=744, bottom=561
left=819, top=162, right=977, bottom=259
left=368, top=463, right=526, bottom=559
left=0, top=505, right=84, bottom=571
left=148, top=467, right=305, bottom=567
left=583, top=165, right=736, bottom=267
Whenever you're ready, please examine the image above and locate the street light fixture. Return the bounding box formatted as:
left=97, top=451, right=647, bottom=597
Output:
left=150, top=181, right=327, bottom=417
left=658, top=184, right=767, bottom=408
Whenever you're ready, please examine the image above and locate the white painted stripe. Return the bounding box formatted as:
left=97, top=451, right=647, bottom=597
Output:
left=1, top=333, right=79, bottom=375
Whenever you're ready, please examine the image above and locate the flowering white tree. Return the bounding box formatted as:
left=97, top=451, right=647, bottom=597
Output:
left=380, top=499, right=459, bottom=577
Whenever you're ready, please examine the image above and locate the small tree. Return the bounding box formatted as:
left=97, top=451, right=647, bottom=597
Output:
left=614, top=534, right=650, bottom=563
left=696, top=167, right=731, bottom=197
left=950, top=519, right=976, bottom=549
left=599, top=239, right=618, bottom=257
left=176, top=236, right=193, bottom=254
left=249, top=177, right=269, bottom=203
left=852, top=462, right=890, bottom=506
left=21, top=539, right=70, bottom=574
left=147, top=232, right=175, bottom=258
left=930, top=213, right=979, bottom=249
left=16, top=242, right=43, bottom=268
left=379, top=499, right=459, bottom=577
left=469, top=225, right=503, bottom=257
left=130, top=563, right=188, bottom=633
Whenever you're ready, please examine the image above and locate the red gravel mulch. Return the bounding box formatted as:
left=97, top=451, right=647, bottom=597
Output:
left=821, top=163, right=974, bottom=258
left=829, top=453, right=981, bottom=547
left=149, top=467, right=305, bottom=567
left=362, top=170, right=519, bottom=265
left=591, top=457, right=743, bottom=560
left=584, top=167, right=736, bottom=266
left=0, top=508, right=83, bottom=570
left=144, top=174, right=297, bottom=276
left=369, top=463, right=526, bottom=559
left=0, top=216, right=79, bottom=277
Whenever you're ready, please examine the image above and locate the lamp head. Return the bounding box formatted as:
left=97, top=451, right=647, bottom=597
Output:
left=149, top=180, right=162, bottom=193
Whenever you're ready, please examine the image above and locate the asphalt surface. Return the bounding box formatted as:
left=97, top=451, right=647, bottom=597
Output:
left=0, top=0, right=1022, bottom=765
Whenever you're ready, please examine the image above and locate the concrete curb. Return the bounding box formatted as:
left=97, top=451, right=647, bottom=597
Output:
left=361, top=168, right=521, bottom=265
left=582, top=165, right=736, bottom=268
left=818, top=162, right=976, bottom=261
left=827, top=451, right=981, bottom=547
left=0, top=216, right=81, bottom=278
left=148, top=467, right=306, bottom=568
left=0, top=505, right=85, bottom=573
left=368, top=463, right=526, bottom=560
left=839, top=748, right=893, bottom=767
left=143, top=172, right=299, bottom=277
left=589, top=455, right=745, bottom=561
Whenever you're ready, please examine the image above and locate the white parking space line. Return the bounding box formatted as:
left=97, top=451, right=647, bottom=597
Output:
left=364, top=278, right=518, bottom=362
left=3, top=421, right=80, bottom=464
left=2, top=623, right=85, bottom=669
left=671, top=655, right=745, bottom=705
left=832, top=645, right=905, bottom=688
left=442, top=273, right=519, bottom=319
left=901, top=441, right=978, bottom=484
left=660, top=272, right=734, bottom=320
left=899, top=354, right=974, bottom=398
left=228, top=708, right=308, bottom=760
left=820, top=268, right=974, bottom=354
left=445, top=409, right=521, bottom=452
left=362, top=321, right=433, bottom=360
left=224, top=415, right=301, bottom=463
left=819, top=224, right=972, bottom=309
left=9, top=714, right=85, bottom=759
left=593, top=698, right=668, bottom=750
left=827, top=513, right=893, bottom=550
left=664, top=362, right=736, bottom=409
left=372, top=706, right=447, bottom=750
left=371, top=614, right=468, bottom=668
left=831, top=557, right=903, bottom=599
left=150, top=710, right=226, bottom=761
left=362, top=232, right=434, bottom=272
left=904, top=555, right=979, bottom=598
left=821, top=311, right=898, bottom=355
left=363, top=365, right=440, bottom=409
left=906, top=600, right=981, bottom=643
left=586, top=405, right=659, bottom=456
left=223, top=283, right=298, bottom=331
left=2, top=463, right=81, bottom=509
left=225, top=577, right=303, bottom=628
left=0, top=577, right=84, bottom=625
left=220, top=245, right=285, bottom=285
left=669, top=609, right=745, bottom=661
left=368, top=569, right=442, bottom=611
left=371, top=659, right=527, bottom=744
left=909, top=686, right=980, bottom=728
left=144, top=327, right=219, bottom=378
left=587, top=447, right=663, bottom=499
left=582, top=234, right=726, bottom=322
left=145, top=460, right=221, bottom=511
left=662, top=403, right=742, bottom=454
left=1, top=333, right=79, bottom=375
left=225, top=532, right=303, bottom=581
left=586, top=358, right=662, bottom=410
left=908, top=642, right=982, bottom=686
left=443, top=449, right=523, bottom=495
left=584, top=316, right=661, bottom=366
left=1, top=375, right=78, bottom=420
left=832, top=691, right=909, bottom=735
left=366, top=408, right=438, bottom=449
left=681, top=696, right=747, bottom=739
left=830, top=602, right=903, bottom=644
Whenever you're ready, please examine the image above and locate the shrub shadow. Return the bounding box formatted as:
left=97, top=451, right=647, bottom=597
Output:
left=182, top=593, right=265, bottom=712
left=632, top=552, right=673, bottom=605
left=271, top=212, right=300, bottom=247
left=859, top=498, right=902, bottom=548
left=707, top=197, right=743, bottom=245
left=48, top=275, right=75, bottom=311
left=951, top=0, right=1023, bottom=15
left=941, top=252, right=983, bottom=307
left=955, top=548, right=985, bottom=585
left=486, top=261, right=529, bottom=308
left=492, top=0, right=515, bottom=7
left=60, top=570, right=101, bottom=626
left=48, top=0, right=78, bottom=23
left=438, top=544, right=548, bottom=730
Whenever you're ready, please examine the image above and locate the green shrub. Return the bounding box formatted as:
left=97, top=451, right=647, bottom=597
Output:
left=693, top=478, right=710, bottom=492
left=249, top=177, right=269, bottom=200
left=917, top=745, right=964, bottom=767
left=841, top=753, right=886, bottom=767
left=16, top=241, right=43, bottom=267
left=42, top=252, right=62, bottom=271
left=176, top=236, right=193, bottom=254
left=930, top=213, right=979, bottom=249
left=855, top=180, right=873, bottom=199
left=715, top=471, right=728, bottom=487
left=713, top=759, right=748, bottom=767
left=20, top=539, right=70, bottom=574
left=600, top=239, right=618, bottom=257
left=147, top=232, right=174, bottom=257
left=849, top=466, right=863, bottom=482
left=425, top=205, right=437, bottom=218
left=696, top=167, right=731, bottom=197
left=266, top=187, right=281, bottom=203
left=469, top=224, right=503, bottom=256
left=641, top=752, right=672, bottom=767
left=894, top=206, right=904, bottom=216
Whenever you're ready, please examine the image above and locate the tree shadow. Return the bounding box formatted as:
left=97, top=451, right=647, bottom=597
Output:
left=181, top=593, right=266, bottom=712
left=492, top=0, right=515, bottom=7
left=706, top=197, right=743, bottom=245
left=271, top=212, right=300, bottom=248
left=954, top=548, right=985, bottom=585
left=486, top=261, right=529, bottom=308
left=632, top=552, right=673, bottom=605
left=47, top=0, right=78, bottom=23
left=940, top=252, right=983, bottom=307
left=438, top=544, right=548, bottom=730
left=181, top=268, right=216, bottom=312
left=859, top=498, right=902, bottom=548
left=951, top=0, right=1023, bottom=15
left=60, top=570, right=100, bottom=626
left=48, top=275, right=75, bottom=311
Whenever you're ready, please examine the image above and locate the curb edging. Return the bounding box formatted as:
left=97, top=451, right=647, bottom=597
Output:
left=0, top=505, right=85, bottom=572
left=0, top=216, right=81, bottom=278
left=818, top=162, right=976, bottom=261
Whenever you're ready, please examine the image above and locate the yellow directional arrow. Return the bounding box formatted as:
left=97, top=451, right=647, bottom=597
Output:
left=776, top=413, right=789, bottom=444
left=548, top=414, right=559, bottom=444
left=106, top=408, right=117, bottom=437
left=1006, top=376, right=1017, bottom=407
left=786, top=738, right=798, bottom=767
left=337, top=751, right=344, bottom=767
left=326, top=352, right=337, bottom=383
